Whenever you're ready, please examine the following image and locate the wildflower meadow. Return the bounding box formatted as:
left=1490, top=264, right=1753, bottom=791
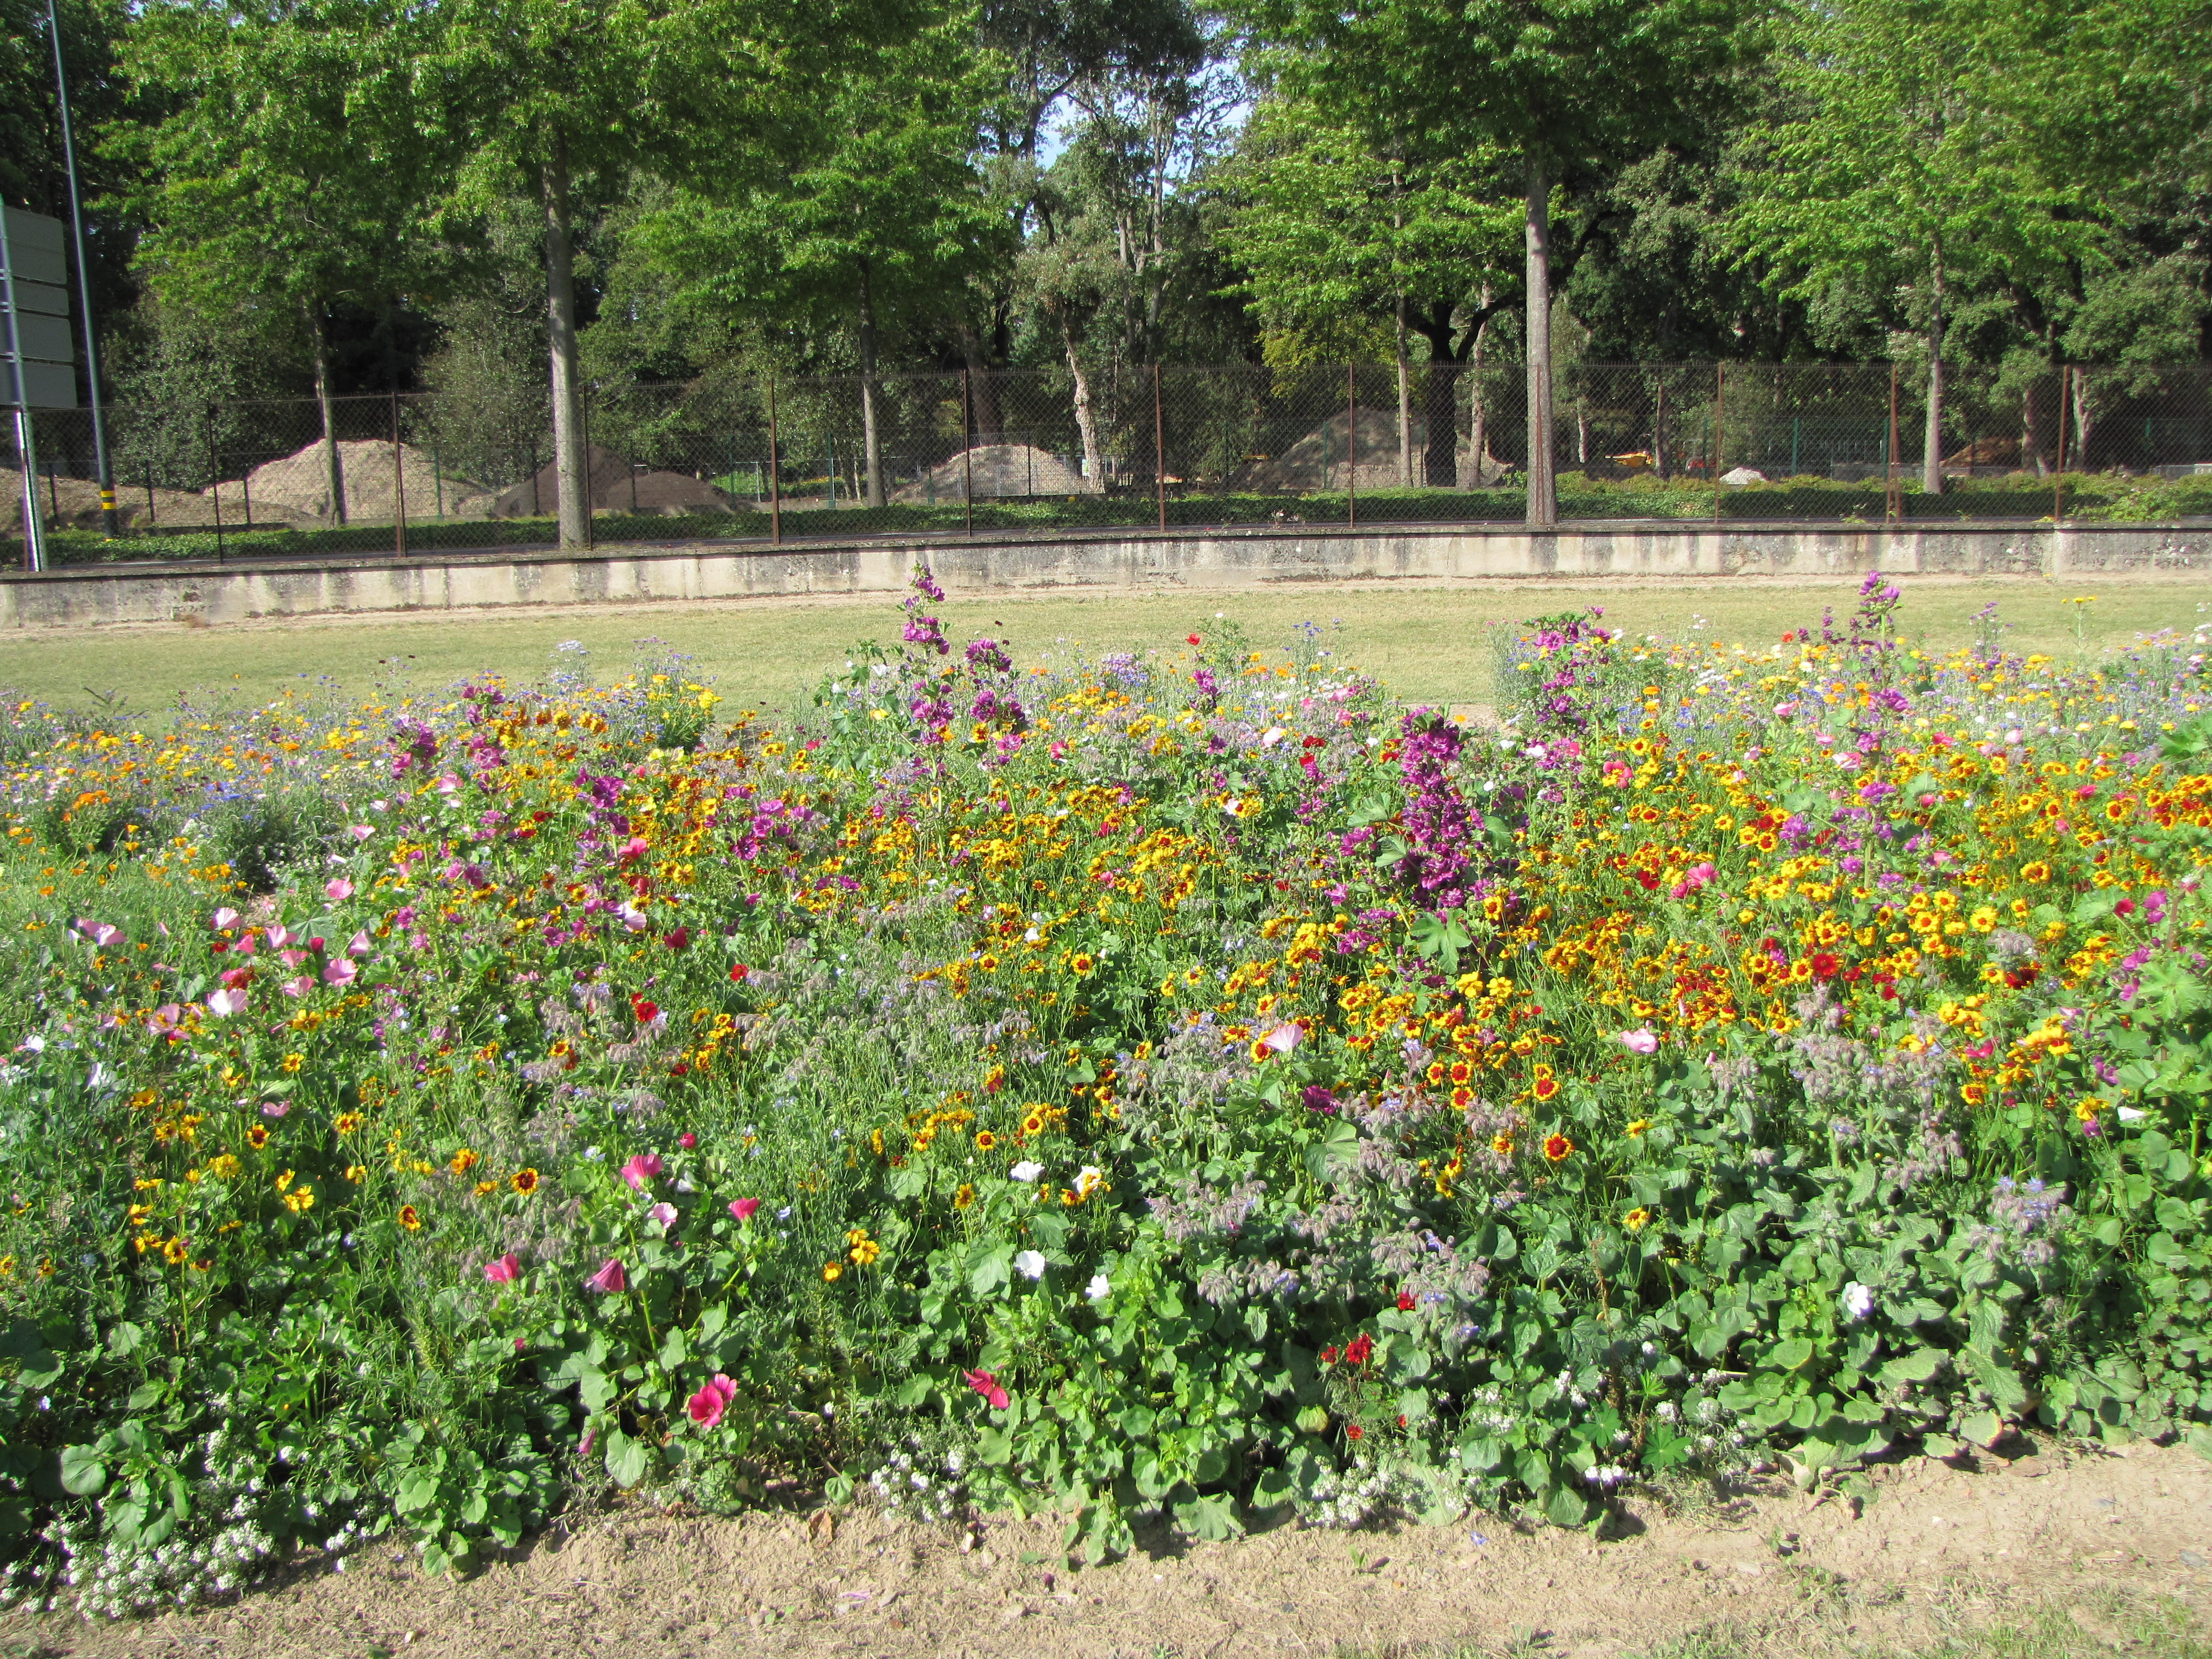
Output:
left=2, top=572, right=2210, bottom=1619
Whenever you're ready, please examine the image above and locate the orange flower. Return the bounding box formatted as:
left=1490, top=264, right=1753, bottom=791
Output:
left=245, top=1124, right=270, bottom=1150
left=1543, top=1133, right=1574, bottom=1162
left=1532, top=1075, right=1561, bottom=1102
left=398, top=1205, right=422, bottom=1232
left=1623, top=1208, right=1651, bottom=1230
left=1491, top=1133, right=1514, bottom=1159
left=511, top=1167, right=540, bottom=1194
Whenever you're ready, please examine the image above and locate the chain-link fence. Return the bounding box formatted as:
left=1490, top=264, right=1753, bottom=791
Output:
left=9, top=361, right=2211, bottom=565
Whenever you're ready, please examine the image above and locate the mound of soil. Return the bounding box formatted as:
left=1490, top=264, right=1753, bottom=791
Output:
left=1228, top=409, right=1425, bottom=493
left=2, top=466, right=218, bottom=533
left=9, top=1441, right=2206, bottom=1657
left=487, top=445, right=736, bottom=519
left=228, top=439, right=484, bottom=524
left=894, top=444, right=1096, bottom=502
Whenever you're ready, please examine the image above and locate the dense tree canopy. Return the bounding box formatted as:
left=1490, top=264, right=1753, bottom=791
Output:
left=1, top=0, right=2205, bottom=530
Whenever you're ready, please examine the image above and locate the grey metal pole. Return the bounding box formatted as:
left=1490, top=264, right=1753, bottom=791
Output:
left=47, top=0, right=115, bottom=536
left=0, top=205, right=47, bottom=570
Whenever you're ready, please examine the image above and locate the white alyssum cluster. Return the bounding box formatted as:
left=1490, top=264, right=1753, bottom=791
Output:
left=1298, top=1454, right=1425, bottom=1530
left=865, top=1440, right=966, bottom=1524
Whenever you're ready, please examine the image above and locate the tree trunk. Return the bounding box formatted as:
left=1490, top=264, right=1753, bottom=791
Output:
left=1524, top=156, right=1557, bottom=526
left=2023, top=378, right=2049, bottom=476
left=1422, top=359, right=1459, bottom=487
left=304, top=294, right=346, bottom=524
left=957, top=322, right=1001, bottom=445
left=1922, top=251, right=1945, bottom=495
left=1395, top=293, right=1414, bottom=488
left=542, top=136, right=588, bottom=549
left=1062, top=315, right=1102, bottom=492
left=858, top=259, right=884, bottom=508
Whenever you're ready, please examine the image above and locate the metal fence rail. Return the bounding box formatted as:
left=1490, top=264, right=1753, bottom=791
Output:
left=9, top=361, right=2210, bottom=565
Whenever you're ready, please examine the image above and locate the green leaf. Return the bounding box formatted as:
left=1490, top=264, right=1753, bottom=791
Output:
left=58, top=1444, right=106, bottom=1498
left=1770, top=1337, right=1814, bottom=1371
left=1545, top=1485, right=1593, bottom=1527
left=1877, top=1348, right=1946, bottom=1386
left=604, top=1430, right=650, bottom=1489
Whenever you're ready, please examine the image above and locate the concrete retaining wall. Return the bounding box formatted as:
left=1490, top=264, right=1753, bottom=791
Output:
left=2, top=519, right=2206, bottom=630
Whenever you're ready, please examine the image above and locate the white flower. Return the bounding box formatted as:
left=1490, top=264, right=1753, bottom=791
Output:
left=1085, top=1274, right=1112, bottom=1303
left=1841, top=1282, right=1876, bottom=1322
left=2116, top=1105, right=2147, bottom=1123
left=1008, top=1160, right=1044, bottom=1183
left=1014, top=1250, right=1047, bottom=1280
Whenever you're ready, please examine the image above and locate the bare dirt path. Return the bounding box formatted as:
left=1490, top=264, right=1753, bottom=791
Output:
left=6, top=1442, right=2209, bottom=1659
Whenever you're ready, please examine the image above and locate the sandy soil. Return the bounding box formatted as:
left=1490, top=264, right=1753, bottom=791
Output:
left=4, top=1442, right=2207, bottom=1659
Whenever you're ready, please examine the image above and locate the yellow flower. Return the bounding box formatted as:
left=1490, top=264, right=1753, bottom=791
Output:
left=398, top=1204, right=422, bottom=1232
left=283, top=1187, right=315, bottom=1214
left=511, top=1167, right=541, bottom=1194
left=208, top=1154, right=240, bottom=1179
left=161, top=1237, right=189, bottom=1265
left=343, top=1164, right=367, bottom=1183
left=1623, top=1208, right=1652, bottom=1231
left=823, top=1261, right=844, bottom=1282
left=1491, top=1133, right=1514, bottom=1159
left=953, top=1183, right=975, bottom=1209
left=450, top=1148, right=479, bottom=1175
left=474, top=1180, right=498, bottom=1197
left=333, top=1112, right=364, bottom=1135
left=974, top=1130, right=997, bottom=1152
left=280, top=1053, right=305, bottom=1074
left=1625, top=1119, right=1650, bottom=1136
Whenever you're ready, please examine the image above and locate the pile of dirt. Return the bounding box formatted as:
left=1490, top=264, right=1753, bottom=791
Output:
left=487, top=445, right=735, bottom=519
left=0, top=467, right=208, bottom=533
left=1228, top=409, right=1425, bottom=493
left=231, top=438, right=487, bottom=524
left=893, top=444, right=1097, bottom=502
left=8, top=1442, right=2206, bottom=1658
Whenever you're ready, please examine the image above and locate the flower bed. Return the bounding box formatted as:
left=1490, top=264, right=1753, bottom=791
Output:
left=1, top=575, right=2209, bottom=1616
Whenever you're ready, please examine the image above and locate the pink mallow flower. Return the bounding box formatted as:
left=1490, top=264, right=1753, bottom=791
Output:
left=325, top=878, right=354, bottom=901
left=686, top=1374, right=738, bottom=1428
left=204, top=988, right=247, bottom=1018
left=321, top=958, right=358, bottom=986
left=586, top=1258, right=627, bottom=1295
left=1668, top=862, right=1717, bottom=900
left=346, top=930, right=373, bottom=957
left=280, top=975, right=315, bottom=998
left=1617, top=1029, right=1660, bottom=1056
left=483, top=1253, right=522, bottom=1285
left=620, top=1152, right=664, bottom=1190
left=962, top=1368, right=1010, bottom=1411
left=648, top=1202, right=679, bottom=1228
left=729, top=1198, right=760, bottom=1223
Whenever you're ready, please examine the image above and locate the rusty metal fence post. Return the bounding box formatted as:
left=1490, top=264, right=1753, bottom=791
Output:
left=1346, top=363, right=1357, bottom=529
left=2053, top=365, right=2069, bottom=525
left=961, top=368, right=974, bottom=538
left=1152, top=363, right=1166, bottom=533
left=1712, top=363, right=1725, bottom=521
left=1885, top=365, right=1901, bottom=524
left=767, top=374, right=782, bottom=545
left=391, top=389, right=407, bottom=559
left=207, top=404, right=225, bottom=563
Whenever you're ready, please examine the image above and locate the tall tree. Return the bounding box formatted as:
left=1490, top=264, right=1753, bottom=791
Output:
left=432, top=0, right=912, bottom=547
left=1246, top=0, right=1745, bottom=523
left=1217, top=95, right=1521, bottom=486
left=1733, top=0, right=2096, bottom=493
left=633, top=18, right=1005, bottom=506
left=118, top=0, right=441, bottom=521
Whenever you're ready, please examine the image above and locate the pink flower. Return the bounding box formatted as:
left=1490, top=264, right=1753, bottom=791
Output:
left=280, top=975, right=314, bottom=998
left=729, top=1198, right=760, bottom=1223
left=321, top=959, right=358, bottom=986
left=231, top=933, right=257, bottom=957
left=220, top=967, right=254, bottom=989
left=1258, top=1021, right=1302, bottom=1055
left=265, top=925, right=293, bottom=949
left=962, top=1368, right=1009, bottom=1411
left=145, top=1003, right=183, bottom=1036
left=204, top=988, right=247, bottom=1018
left=1617, top=1029, right=1659, bottom=1056
left=686, top=1373, right=738, bottom=1427
left=73, top=918, right=122, bottom=947
left=620, top=1152, right=664, bottom=1191
left=346, top=930, right=373, bottom=957
left=347, top=824, right=374, bottom=842
left=648, top=1201, right=679, bottom=1228
left=279, top=950, right=310, bottom=969
left=618, top=837, right=649, bottom=863
left=483, top=1253, right=522, bottom=1285
left=677, top=1131, right=697, bottom=1149
left=261, top=1102, right=289, bottom=1118
left=586, top=1258, right=627, bottom=1295
left=1668, top=862, right=1718, bottom=900
left=210, top=907, right=240, bottom=930
left=325, top=878, right=354, bottom=902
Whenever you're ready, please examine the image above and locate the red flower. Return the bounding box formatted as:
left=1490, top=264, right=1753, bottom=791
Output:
left=1319, top=1345, right=1339, bottom=1365
left=662, top=927, right=691, bottom=950
left=1809, top=952, right=1840, bottom=980
left=1345, top=1424, right=1364, bottom=1441
left=1343, top=1333, right=1373, bottom=1366
left=631, top=996, right=660, bottom=1024
left=1396, top=1291, right=1415, bottom=1311
left=728, top=963, right=750, bottom=982
left=1187, top=634, right=1201, bottom=645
